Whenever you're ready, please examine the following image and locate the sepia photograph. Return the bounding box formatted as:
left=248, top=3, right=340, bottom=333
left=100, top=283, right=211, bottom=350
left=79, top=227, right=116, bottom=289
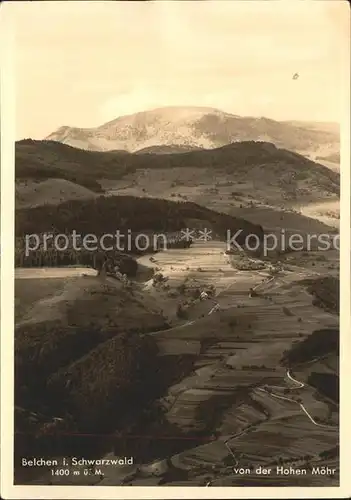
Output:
left=1, top=0, right=350, bottom=498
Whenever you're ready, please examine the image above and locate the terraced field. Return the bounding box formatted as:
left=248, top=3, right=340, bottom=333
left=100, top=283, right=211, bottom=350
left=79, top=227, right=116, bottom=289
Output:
left=26, top=240, right=338, bottom=486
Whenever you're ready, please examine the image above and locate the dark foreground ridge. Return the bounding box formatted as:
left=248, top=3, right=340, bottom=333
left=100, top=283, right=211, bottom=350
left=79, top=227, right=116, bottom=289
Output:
left=16, top=139, right=339, bottom=196
left=281, top=328, right=339, bottom=366
left=15, top=194, right=264, bottom=252
left=299, top=276, right=339, bottom=314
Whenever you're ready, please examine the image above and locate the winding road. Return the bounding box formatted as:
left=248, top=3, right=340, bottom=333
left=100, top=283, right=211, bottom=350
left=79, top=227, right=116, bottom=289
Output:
left=141, top=250, right=338, bottom=485
left=257, top=370, right=337, bottom=429
left=217, top=367, right=338, bottom=486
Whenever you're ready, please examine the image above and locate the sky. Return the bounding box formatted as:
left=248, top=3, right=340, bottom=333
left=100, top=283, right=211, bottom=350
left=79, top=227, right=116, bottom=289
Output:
left=4, top=0, right=350, bottom=139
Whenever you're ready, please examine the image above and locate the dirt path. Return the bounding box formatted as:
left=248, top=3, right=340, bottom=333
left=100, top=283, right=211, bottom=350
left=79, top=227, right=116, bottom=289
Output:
left=15, top=267, right=97, bottom=279
left=135, top=247, right=338, bottom=484
left=20, top=241, right=339, bottom=486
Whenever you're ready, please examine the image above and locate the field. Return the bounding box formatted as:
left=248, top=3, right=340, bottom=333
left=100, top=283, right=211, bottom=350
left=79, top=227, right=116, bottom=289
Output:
left=13, top=134, right=340, bottom=487
left=15, top=240, right=339, bottom=486
left=16, top=140, right=339, bottom=233
left=100, top=164, right=339, bottom=232
left=11, top=8, right=343, bottom=490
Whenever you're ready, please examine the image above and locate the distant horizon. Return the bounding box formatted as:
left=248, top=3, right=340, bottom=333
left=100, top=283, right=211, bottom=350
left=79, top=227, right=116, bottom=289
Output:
left=18, top=105, right=340, bottom=142
left=5, top=0, right=347, bottom=139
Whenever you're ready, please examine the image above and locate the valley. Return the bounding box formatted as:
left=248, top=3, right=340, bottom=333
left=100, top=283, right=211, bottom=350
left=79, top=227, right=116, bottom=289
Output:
left=15, top=138, right=340, bottom=231
left=7, top=0, right=346, bottom=492
left=13, top=107, right=340, bottom=487
left=14, top=239, right=339, bottom=486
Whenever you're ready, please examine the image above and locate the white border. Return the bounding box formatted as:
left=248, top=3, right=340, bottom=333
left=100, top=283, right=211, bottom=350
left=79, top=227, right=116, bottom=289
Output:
left=1, top=1, right=350, bottom=498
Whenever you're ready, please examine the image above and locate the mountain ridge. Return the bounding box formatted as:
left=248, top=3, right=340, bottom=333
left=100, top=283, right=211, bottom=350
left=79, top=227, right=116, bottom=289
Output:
left=45, top=106, right=339, bottom=157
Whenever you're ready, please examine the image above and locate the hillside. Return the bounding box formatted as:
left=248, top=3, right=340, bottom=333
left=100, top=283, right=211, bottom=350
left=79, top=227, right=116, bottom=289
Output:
left=281, top=328, right=339, bottom=367
left=285, top=121, right=339, bottom=135
left=15, top=274, right=168, bottom=465
left=15, top=178, right=98, bottom=209
left=135, top=144, right=203, bottom=155
left=16, top=140, right=339, bottom=198
left=101, top=141, right=339, bottom=231
left=16, top=240, right=340, bottom=486
left=15, top=195, right=264, bottom=253
left=299, top=276, right=339, bottom=314
left=45, top=106, right=339, bottom=157
left=16, top=139, right=133, bottom=193
left=16, top=139, right=340, bottom=230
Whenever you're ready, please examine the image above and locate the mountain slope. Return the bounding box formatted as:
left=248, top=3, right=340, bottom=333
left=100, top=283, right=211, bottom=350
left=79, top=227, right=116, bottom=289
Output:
left=15, top=140, right=339, bottom=225
left=15, top=178, right=98, bottom=209
left=135, top=144, right=203, bottom=155
left=45, top=106, right=339, bottom=156
left=16, top=139, right=339, bottom=193
left=15, top=139, right=133, bottom=193
left=15, top=195, right=264, bottom=251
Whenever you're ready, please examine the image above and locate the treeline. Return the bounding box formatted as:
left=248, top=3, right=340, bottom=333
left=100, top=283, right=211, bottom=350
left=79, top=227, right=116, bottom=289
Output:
left=15, top=229, right=194, bottom=272
left=281, top=328, right=339, bottom=366
left=15, top=324, right=163, bottom=460
left=15, top=195, right=264, bottom=248
left=16, top=139, right=135, bottom=193
left=16, top=139, right=340, bottom=195
left=300, top=276, right=339, bottom=315
left=241, top=365, right=273, bottom=371
left=15, top=321, right=160, bottom=429
left=319, top=445, right=339, bottom=459
left=307, top=372, right=339, bottom=403
left=15, top=272, right=170, bottom=460
left=15, top=247, right=138, bottom=276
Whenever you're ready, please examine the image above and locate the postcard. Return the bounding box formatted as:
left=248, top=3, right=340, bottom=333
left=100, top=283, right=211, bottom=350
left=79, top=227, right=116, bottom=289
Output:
left=1, top=1, right=350, bottom=498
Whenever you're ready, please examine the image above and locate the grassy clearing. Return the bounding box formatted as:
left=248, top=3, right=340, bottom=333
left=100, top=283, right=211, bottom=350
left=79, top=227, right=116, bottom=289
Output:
left=15, top=277, right=67, bottom=322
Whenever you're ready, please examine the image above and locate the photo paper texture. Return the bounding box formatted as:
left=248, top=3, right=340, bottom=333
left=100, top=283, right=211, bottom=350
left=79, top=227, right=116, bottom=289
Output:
left=1, top=1, right=350, bottom=498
